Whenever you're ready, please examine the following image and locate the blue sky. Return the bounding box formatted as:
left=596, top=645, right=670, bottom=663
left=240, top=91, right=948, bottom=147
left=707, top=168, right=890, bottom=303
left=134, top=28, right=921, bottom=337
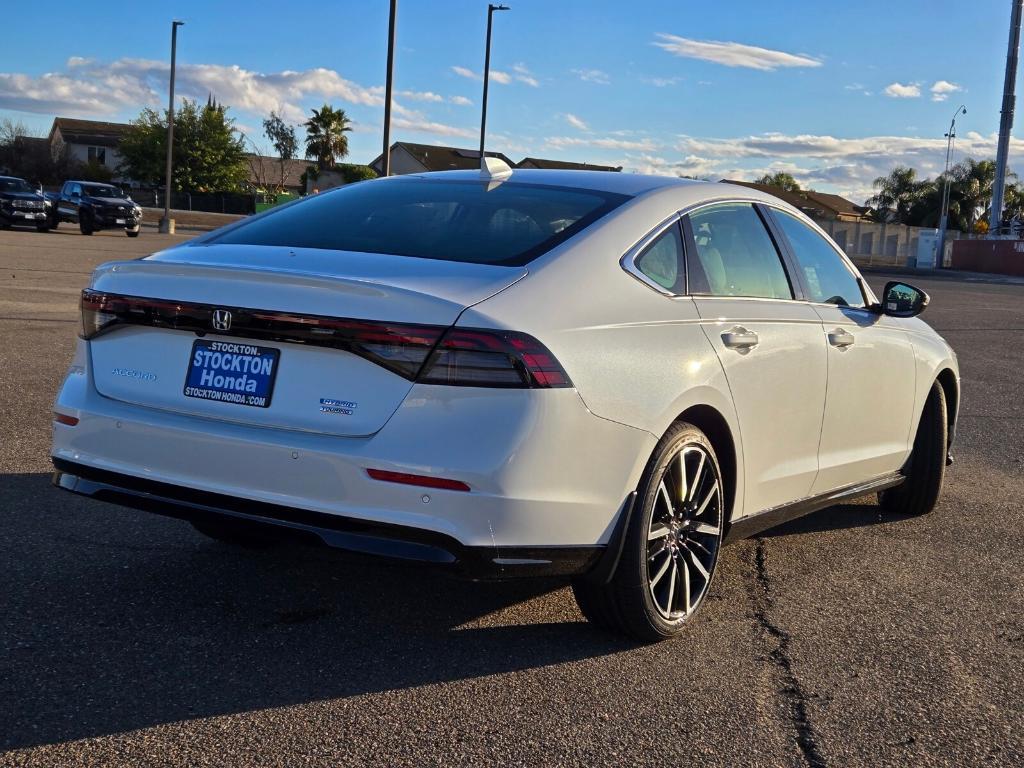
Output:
left=1, top=0, right=1020, bottom=202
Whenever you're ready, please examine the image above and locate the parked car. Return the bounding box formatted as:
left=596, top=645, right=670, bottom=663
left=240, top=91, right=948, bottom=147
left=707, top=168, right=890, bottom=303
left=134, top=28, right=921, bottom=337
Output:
left=51, top=164, right=959, bottom=640
left=53, top=180, right=142, bottom=236
left=0, top=175, right=50, bottom=231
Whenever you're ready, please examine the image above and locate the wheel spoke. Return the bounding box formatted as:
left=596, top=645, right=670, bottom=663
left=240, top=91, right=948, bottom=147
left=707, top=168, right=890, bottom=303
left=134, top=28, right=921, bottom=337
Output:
left=691, top=521, right=720, bottom=536
left=658, top=481, right=674, bottom=519
left=680, top=557, right=691, bottom=616
left=688, top=451, right=706, bottom=502
left=678, top=451, right=688, bottom=502
left=648, top=524, right=670, bottom=541
left=650, top=552, right=672, bottom=588
left=694, top=484, right=719, bottom=518
left=666, top=560, right=677, bottom=614
left=685, top=546, right=711, bottom=580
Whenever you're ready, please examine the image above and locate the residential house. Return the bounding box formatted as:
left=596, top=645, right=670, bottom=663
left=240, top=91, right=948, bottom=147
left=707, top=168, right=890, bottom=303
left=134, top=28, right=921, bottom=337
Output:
left=244, top=153, right=310, bottom=195
left=48, top=117, right=131, bottom=179
left=516, top=157, right=622, bottom=172
left=369, top=142, right=515, bottom=175
left=722, top=180, right=870, bottom=222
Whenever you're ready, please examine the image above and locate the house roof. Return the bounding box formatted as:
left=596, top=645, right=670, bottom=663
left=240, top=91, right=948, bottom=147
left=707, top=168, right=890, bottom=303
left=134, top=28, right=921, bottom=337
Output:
left=244, top=154, right=311, bottom=189
left=370, top=142, right=514, bottom=173
left=721, top=180, right=868, bottom=220
left=49, top=118, right=131, bottom=148
left=516, top=157, right=622, bottom=172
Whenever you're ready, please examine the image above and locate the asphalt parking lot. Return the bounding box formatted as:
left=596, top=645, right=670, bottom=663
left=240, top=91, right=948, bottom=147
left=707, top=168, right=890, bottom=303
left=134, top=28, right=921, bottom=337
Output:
left=0, top=226, right=1021, bottom=767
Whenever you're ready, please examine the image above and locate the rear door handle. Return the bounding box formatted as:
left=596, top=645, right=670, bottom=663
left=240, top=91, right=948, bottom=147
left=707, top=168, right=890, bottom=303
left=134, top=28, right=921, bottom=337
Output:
left=827, top=328, right=855, bottom=348
left=721, top=326, right=759, bottom=350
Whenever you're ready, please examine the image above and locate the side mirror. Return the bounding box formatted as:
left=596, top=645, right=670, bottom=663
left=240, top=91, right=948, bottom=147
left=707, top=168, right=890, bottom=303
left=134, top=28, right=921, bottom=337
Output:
left=879, top=281, right=929, bottom=318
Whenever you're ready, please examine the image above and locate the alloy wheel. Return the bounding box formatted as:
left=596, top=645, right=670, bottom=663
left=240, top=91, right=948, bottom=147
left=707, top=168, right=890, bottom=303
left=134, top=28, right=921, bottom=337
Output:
left=645, top=444, right=723, bottom=619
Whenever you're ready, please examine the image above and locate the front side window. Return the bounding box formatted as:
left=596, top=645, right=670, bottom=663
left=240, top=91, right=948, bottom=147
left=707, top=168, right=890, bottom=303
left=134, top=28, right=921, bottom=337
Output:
left=685, top=203, right=792, bottom=300
left=635, top=223, right=684, bottom=291
left=209, top=178, right=630, bottom=266
left=772, top=210, right=864, bottom=307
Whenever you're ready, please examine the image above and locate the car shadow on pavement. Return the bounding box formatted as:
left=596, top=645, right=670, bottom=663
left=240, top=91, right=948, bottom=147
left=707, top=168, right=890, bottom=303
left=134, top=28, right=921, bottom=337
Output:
left=0, top=472, right=637, bottom=751
left=760, top=502, right=912, bottom=537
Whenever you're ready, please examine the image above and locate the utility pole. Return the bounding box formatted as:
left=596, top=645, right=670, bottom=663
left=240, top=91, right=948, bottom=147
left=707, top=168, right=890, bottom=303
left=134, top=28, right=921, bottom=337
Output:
left=478, top=4, right=510, bottom=163
left=159, top=20, right=184, bottom=235
left=938, top=105, right=967, bottom=264
left=990, top=0, right=1024, bottom=236
left=381, top=0, right=397, bottom=176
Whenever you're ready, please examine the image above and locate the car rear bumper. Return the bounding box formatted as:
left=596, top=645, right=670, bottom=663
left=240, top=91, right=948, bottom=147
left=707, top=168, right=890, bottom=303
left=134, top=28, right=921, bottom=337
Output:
left=52, top=340, right=655, bottom=563
left=52, top=459, right=605, bottom=579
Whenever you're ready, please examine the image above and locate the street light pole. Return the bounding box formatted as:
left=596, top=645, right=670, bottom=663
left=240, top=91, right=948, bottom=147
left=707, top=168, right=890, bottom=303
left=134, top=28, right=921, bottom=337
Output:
left=159, top=20, right=184, bottom=235
left=990, top=0, right=1024, bottom=236
left=937, top=104, right=966, bottom=266
left=381, top=0, right=397, bottom=176
left=478, top=4, right=509, bottom=164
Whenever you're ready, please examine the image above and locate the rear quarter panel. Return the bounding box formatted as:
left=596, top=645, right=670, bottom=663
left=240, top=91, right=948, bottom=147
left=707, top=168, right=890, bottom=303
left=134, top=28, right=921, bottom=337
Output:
left=458, top=188, right=746, bottom=520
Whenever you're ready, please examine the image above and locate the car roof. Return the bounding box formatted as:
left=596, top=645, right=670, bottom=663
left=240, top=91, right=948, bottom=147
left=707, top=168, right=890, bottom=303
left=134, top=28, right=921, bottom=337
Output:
left=0, top=175, right=27, bottom=182
left=65, top=180, right=118, bottom=185
left=402, top=168, right=704, bottom=196
left=391, top=168, right=798, bottom=210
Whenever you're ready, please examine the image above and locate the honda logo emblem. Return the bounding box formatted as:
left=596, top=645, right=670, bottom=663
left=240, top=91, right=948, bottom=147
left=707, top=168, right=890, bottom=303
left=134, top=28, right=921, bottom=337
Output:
left=211, top=309, right=232, bottom=332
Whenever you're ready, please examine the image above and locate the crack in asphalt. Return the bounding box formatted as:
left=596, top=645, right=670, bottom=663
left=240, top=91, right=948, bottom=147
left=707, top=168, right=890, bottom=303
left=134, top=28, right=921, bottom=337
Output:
left=750, top=537, right=828, bottom=768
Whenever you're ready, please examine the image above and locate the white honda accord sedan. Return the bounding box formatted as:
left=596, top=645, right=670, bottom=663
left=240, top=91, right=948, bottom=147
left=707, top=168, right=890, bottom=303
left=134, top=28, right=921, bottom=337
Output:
left=52, top=162, right=958, bottom=640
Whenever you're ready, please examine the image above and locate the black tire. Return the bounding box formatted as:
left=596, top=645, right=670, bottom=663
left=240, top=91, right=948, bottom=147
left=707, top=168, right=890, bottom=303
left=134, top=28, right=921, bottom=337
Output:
left=126, top=228, right=140, bottom=238
left=36, top=224, right=50, bottom=233
left=879, top=381, right=947, bottom=517
left=573, top=421, right=726, bottom=641
left=191, top=518, right=280, bottom=549
left=79, top=211, right=93, bottom=235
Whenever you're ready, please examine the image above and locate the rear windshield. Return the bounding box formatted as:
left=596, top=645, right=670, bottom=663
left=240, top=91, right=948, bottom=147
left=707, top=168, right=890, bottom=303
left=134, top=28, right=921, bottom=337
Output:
left=208, top=178, right=630, bottom=266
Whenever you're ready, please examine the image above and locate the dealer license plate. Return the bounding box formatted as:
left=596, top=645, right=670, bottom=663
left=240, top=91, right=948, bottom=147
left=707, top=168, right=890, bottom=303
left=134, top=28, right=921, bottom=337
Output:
left=183, top=339, right=280, bottom=408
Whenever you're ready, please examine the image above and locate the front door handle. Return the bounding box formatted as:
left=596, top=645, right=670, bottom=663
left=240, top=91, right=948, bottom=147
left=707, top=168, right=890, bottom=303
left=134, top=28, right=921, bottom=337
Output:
left=721, top=326, right=759, bottom=350
left=827, top=328, right=855, bottom=348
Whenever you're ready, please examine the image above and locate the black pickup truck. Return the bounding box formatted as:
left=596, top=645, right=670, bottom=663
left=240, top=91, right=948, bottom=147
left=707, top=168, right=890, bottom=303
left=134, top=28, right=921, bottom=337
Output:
left=0, top=175, right=51, bottom=232
left=52, top=180, right=142, bottom=237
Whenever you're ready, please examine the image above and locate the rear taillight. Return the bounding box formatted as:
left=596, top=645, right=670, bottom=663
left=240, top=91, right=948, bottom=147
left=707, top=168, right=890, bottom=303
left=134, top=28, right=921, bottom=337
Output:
left=416, top=328, right=572, bottom=388
left=79, top=290, right=571, bottom=388
left=366, top=468, right=471, bottom=492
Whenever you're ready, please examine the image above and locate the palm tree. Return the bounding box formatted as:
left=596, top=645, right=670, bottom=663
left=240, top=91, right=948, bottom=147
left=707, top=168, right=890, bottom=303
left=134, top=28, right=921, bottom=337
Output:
left=867, top=166, right=932, bottom=224
left=303, top=104, right=352, bottom=170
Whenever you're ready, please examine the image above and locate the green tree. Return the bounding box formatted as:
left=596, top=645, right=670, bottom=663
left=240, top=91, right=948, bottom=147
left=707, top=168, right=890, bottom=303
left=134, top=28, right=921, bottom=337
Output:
left=262, top=111, right=298, bottom=193
left=304, top=104, right=352, bottom=169
left=118, top=99, right=247, bottom=192
left=866, top=166, right=933, bottom=224
left=754, top=172, right=801, bottom=192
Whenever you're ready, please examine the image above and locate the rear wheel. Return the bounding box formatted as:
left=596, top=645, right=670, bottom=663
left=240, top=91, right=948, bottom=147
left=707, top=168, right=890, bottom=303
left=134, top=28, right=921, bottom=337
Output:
left=573, top=422, right=725, bottom=641
left=879, top=381, right=948, bottom=517
left=191, top=518, right=280, bottom=549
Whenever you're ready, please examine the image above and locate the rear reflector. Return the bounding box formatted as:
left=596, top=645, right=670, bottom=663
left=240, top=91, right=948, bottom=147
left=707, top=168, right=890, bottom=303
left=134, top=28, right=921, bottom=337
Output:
left=366, top=468, right=471, bottom=492
left=53, top=412, right=79, bottom=426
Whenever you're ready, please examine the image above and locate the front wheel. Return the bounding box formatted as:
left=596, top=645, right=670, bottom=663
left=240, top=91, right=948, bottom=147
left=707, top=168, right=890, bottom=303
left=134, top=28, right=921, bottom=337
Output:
left=79, top=214, right=93, bottom=236
left=573, top=422, right=725, bottom=641
left=126, top=228, right=140, bottom=238
left=879, top=381, right=948, bottom=517
left=36, top=224, right=50, bottom=233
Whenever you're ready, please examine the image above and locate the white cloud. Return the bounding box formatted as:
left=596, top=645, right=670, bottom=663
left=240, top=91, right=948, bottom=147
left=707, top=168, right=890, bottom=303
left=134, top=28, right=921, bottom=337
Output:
left=392, top=116, right=476, bottom=139
left=512, top=63, right=539, bottom=87
left=449, top=95, right=473, bottom=106
left=930, top=80, right=962, bottom=102
left=546, top=135, right=659, bottom=152
left=571, top=68, right=611, bottom=85
left=397, top=89, right=443, bottom=102
left=884, top=82, right=921, bottom=99
left=452, top=65, right=511, bottom=85
left=565, top=113, right=589, bottom=131
left=645, top=76, right=682, bottom=87
left=653, top=33, right=822, bottom=71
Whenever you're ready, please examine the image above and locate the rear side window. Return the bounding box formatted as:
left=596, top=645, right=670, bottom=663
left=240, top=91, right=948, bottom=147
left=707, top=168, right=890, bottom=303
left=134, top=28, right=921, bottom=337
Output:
left=771, top=210, right=865, bottom=307
left=685, top=203, right=792, bottom=300
left=209, top=178, right=630, bottom=267
left=635, top=223, right=684, bottom=291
